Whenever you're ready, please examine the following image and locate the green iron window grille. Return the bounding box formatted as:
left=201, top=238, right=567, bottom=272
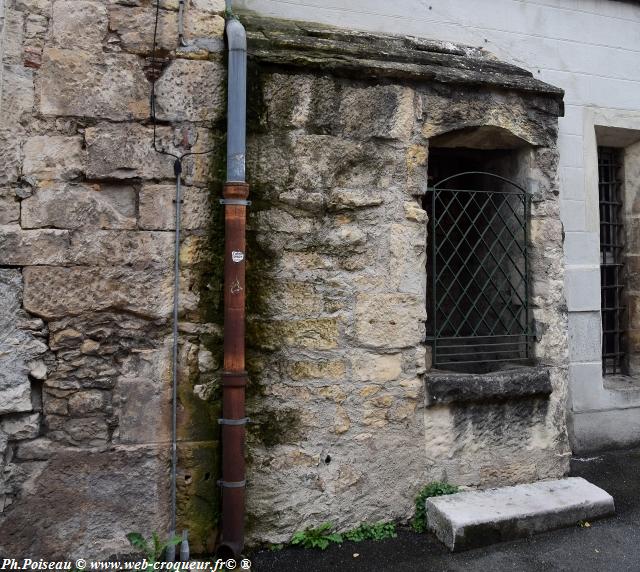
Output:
left=426, top=172, right=532, bottom=369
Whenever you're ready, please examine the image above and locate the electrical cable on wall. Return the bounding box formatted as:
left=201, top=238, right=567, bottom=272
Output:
left=148, top=0, right=217, bottom=560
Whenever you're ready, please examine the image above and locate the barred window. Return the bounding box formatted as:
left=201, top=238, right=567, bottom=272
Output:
left=598, top=146, right=627, bottom=376
left=425, top=148, right=531, bottom=373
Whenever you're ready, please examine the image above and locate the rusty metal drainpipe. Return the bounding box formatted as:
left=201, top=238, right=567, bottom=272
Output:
left=217, top=14, right=248, bottom=560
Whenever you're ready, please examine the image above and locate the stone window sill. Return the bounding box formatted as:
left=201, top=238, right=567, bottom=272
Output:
left=603, top=375, right=640, bottom=393
left=425, top=366, right=552, bottom=406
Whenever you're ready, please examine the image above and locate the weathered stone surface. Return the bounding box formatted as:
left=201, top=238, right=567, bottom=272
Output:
left=21, top=183, right=137, bottom=230
left=114, top=376, right=171, bottom=444
left=154, top=59, right=225, bottom=122
left=175, top=441, right=220, bottom=554
left=13, top=437, right=70, bottom=461
left=427, top=477, right=614, bottom=551
left=404, top=200, right=427, bottom=223
left=261, top=73, right=323, bottom=130
left=29, top=360, right=47, bottom=380
left=68, top=231, right=174, bottom=269
left=0, top=8, right=24, bottom=66
left=421, top=92, right=554, bottom=147
left=0, top=226, right=70, bottom=266
left=50, top=327, right=83, bottom=350
left=245, top=16, right=563, bottom=100
left=68, top=390, right=105, bottom=416
left=44, top=395, right=68, bottom=416
left=51, top=0, right=108, bottom=52
left=247, top=132, right=404, bottom=192
left=0, top=446, right=171, bottom=558
left=333, top=404, right=350, bottom=434
left=23, top=266, right=173, bottom=320
left=250, top=319, right=339, bottom=351
left=0, top=65, right=34, bottom=128
left=22, top=135, right=85, bottom=181
left=260, top=281, right=324, bottom=319
left=108, top=5, right=177, bottom=54
left=0, top=129, right=23, bottom=184
left=351, top=353, right=403, bottom=382
left=1, top=413, right=40, bottom=440
left=108, top=5, right=223, bottom=54
left=426, top=367, right=552, bottom=405
left=354, top=294, right=426, bottom=349
left=0, top=188, right=20, bottom=224
left=0, top=270, right=47, bottom=415
left=183, top=10, right=225, bottom=42
left=388, top=222, right=426, bottom=294
left=39, top=48, right=149, bottom=120
left=328, top=188, right=384, bottom=210
left=189, top=0, right=225, bottom=14
left=57, top=416, right=109, bottom=445
left=85, top=123, right=175, bottom=180
left=287, top=360, right=346, bottom=381
left=44, top=313, right=168, bottom=393
left=423, top=385, right=569, bottom=488
left=338, top=84, right=414, bottom=140
left=139, top=184, right=210, bottom=230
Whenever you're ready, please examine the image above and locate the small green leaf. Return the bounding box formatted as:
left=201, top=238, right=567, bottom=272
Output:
left=126, top=533, right=148, bottom=551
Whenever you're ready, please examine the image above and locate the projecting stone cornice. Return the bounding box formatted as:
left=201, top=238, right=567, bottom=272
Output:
left=241, top=14, right=564, bottom=102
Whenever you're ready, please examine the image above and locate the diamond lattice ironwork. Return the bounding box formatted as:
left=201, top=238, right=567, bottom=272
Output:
left=426, top=172, right=532, bottom=368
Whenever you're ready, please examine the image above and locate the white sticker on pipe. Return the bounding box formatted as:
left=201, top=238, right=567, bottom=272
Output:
left=232, top=251, right=244, bottom=263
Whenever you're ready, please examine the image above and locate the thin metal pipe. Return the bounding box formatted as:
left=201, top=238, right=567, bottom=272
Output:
left=178, top=0, right=188, bottom=46
left=226, top=17, right=247, bottom=183
left=171, top=159, right=182, bottom=539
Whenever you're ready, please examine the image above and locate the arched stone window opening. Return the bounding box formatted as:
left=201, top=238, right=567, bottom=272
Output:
left=424, top=126, right=535, bottom=373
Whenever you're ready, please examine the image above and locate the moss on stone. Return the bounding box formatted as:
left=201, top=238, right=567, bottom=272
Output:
left=176, top=441, right=220, bottom=554
left=249, top=407, right=302, bottom=448
left=246, top=59, right=268, bottom=134
left=177, top=369, right=221, bottom=443
left=195, top=132, right=227, bottom=327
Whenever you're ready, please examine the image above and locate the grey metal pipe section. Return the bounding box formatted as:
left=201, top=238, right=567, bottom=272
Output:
left=177, top=0, right=188, bottom=46
left=226, top=17, right=247, bottom=183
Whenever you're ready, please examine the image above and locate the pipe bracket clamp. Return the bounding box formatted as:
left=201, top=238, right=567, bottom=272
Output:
left=218, top=417, right=250, bottom=426
left=218, top=479, right=246, bottom=489
left=219, top=198, right=251, bottom=206
left=221, top=372, right=248, bottom=387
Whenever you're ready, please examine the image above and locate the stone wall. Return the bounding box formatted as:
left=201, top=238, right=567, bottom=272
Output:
left=240, top=18, right=570, bottom=544
left=0, top=0, right=225, bottom=558
left=0, top=9, right=571, bottom=557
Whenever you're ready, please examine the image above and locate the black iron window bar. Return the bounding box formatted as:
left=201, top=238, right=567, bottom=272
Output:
left=598, top=147, right=627, bottom=376
left=426, top=172, right=532, bottom=369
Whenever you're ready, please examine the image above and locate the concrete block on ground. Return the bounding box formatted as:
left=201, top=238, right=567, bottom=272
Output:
left=426, top=477, right=614, bottom=551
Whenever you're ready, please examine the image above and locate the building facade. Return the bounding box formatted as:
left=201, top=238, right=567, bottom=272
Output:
left=238, top=0, right=640, bottom=457
left=0, top=0, right=638, bottom=558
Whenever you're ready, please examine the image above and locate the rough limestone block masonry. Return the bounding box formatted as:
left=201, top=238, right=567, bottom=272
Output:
left=0, top=11, right=571, bottom=558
